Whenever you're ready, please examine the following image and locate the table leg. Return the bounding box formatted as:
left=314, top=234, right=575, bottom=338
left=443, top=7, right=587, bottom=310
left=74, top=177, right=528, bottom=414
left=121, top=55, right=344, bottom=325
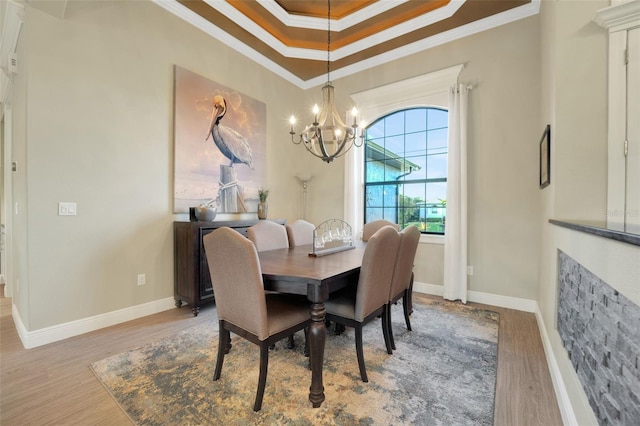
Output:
left=308, top=301, right=326, bottom=408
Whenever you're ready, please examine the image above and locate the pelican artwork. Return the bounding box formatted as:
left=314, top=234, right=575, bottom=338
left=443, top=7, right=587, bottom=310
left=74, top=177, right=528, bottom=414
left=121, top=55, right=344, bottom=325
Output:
left=205, top=95, right=254, bottom=169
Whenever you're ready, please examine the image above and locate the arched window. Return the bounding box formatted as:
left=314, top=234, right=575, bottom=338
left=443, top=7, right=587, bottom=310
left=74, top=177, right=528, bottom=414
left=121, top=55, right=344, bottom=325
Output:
left=364, top=107, right=447, bottom=234
left=345, top=64, right=462, bottom=241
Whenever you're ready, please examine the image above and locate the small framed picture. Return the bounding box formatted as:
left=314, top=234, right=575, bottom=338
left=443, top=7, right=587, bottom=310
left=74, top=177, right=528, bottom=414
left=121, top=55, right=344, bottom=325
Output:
left=539, top=125, right=550, bottom=189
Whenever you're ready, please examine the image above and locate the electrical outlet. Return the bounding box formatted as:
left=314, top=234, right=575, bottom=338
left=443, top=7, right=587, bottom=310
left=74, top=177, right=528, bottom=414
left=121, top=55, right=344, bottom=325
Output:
left=137, top=273, right=146, bottom=286
left=467, top=266, right=474, bottom=276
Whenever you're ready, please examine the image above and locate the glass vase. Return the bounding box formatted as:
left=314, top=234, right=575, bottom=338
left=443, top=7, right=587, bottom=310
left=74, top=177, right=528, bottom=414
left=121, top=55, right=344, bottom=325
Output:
left=258, top=202, right=268, bottom=220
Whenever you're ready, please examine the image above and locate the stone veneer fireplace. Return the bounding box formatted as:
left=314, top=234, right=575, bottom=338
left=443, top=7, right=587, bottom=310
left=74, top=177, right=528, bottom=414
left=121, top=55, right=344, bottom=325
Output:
left=557, top=250, right=640, bottom=425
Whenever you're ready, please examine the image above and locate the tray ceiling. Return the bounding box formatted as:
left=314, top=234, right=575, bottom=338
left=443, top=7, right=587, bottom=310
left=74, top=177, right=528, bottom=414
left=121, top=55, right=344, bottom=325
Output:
left=155, top=0, right=538, bottom=88
left=27, top=0, right=536, bottom=89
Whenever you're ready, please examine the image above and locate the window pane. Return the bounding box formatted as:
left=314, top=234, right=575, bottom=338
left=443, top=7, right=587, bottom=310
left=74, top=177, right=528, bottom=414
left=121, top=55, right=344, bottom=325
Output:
left=427, top=128, right=447, bottom=152
left=401, top=182, right=426, bottom=202
left=366, top=207, right=383, bottom=222
left=427, top=154, right=447, bottom=179
left=405, top=132, right=426, bottom=157
left=383, top=184, right=397, bottom=207
left=426, top=182, right=447, bottom=204
left=384, top=112, right=405, bottom=137
left=406, top=109, right=427, bottom=133
left=404, top=155, right=427, bottom=180
left=365, top=185, right=384, bottom=207
left=365, top=159, right=385, bottom=183
left=383, top=207, right=397, bottom=223
left=428, top=108, right=448, bottom=130
left=384, top=135, right=404, bottom=158
left=367, top=119, right=385, bottom=140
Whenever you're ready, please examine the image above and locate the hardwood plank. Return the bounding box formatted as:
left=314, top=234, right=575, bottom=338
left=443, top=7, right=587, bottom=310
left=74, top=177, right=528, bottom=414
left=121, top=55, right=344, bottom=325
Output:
left=1, top=289, right=563, bottom=425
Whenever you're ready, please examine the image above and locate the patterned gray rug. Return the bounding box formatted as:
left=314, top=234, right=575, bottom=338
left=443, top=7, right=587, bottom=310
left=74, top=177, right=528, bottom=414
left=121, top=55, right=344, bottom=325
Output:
left=91, top=298, right=499, bottom=425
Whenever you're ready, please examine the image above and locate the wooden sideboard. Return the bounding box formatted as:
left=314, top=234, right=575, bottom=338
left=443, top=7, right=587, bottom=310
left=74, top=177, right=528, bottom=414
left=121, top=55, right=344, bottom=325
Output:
left=173, top=219, right=285, bottom=315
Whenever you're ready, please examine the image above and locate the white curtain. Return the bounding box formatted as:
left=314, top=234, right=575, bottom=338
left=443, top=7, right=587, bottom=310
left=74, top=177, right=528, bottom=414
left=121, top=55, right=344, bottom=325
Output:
left=443, top=84, right=469, bottom=303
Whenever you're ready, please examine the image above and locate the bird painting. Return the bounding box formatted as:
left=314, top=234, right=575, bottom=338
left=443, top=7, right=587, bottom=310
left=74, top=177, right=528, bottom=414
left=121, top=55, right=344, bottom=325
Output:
left=205, top=95, right=254, bottom=169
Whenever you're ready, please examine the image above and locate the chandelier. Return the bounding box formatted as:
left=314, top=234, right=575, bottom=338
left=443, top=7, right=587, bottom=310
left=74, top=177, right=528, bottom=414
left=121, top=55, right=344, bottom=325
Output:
left=288, top=0, right=364, bottom=163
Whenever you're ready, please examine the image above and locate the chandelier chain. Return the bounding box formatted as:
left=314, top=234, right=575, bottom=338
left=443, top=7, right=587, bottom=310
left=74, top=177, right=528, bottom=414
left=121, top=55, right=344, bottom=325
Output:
left=287, top=0, right=364, bottom=164
left=327, top=0, right=330, bottom=82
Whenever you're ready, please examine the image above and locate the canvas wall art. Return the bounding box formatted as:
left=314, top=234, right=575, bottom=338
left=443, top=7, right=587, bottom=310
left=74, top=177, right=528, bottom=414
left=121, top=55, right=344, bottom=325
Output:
left=173, top=65, right=266, bottom=213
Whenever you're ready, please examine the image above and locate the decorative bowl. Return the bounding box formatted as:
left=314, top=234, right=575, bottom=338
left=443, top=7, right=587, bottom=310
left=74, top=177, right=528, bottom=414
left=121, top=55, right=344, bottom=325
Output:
left=194, top=206, right=217, bottom=221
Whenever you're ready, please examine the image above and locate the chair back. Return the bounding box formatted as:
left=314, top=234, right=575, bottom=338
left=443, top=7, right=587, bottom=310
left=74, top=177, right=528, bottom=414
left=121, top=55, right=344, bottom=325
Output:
left=355, top=225, right=400, bottom=321
left=247, top=220, right=289, bottom=252
left=389, top=225, right=421, bottom=300
left=286, top=219, right=315, bottom=247
left=203, top=227, right=270, bottom=340
left=362, top=219, right=400, bottom=241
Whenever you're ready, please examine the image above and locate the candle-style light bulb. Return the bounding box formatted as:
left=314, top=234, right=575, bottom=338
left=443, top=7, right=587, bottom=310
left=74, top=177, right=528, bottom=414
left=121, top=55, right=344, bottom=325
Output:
left=289, top=115, right=296, bottom=132
left=312, top=104, right=319, bottom=123
left=351, top=107, right=358, bottom=126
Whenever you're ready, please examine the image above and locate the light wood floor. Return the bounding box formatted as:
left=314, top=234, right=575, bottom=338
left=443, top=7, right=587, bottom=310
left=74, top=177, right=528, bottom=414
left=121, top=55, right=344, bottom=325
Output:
left=0, top=287, right=563, bottom=425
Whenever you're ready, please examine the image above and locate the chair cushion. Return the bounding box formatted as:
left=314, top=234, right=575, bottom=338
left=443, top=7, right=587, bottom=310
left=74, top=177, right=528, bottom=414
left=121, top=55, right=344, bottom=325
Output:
left=265, top=294, right=310, bottom=336
left=324, top=293, right=357, bottom=320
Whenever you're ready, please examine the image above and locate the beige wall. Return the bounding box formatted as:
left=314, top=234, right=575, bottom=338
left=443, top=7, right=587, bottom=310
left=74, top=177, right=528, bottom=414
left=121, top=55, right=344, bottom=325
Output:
left=13, top=1, right=305, bottom=330
left=537, top=1, right=635, bottom=425
left=328, top=16, right=543, bottom=299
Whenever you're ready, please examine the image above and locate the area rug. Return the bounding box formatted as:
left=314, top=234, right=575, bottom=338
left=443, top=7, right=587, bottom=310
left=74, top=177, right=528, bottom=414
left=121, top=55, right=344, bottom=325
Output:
left=91, top=298, right=499, bottom=425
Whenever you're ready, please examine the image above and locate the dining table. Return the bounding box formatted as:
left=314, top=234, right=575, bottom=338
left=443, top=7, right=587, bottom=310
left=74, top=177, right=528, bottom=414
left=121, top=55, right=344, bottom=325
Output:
left=258, top=242, right=366, bottom=408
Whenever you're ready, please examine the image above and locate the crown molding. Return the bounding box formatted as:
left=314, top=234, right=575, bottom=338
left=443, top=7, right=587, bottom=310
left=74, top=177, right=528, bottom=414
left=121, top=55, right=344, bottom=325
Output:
left=594, top=0, right=640, bottom=32
left=257, top=0, right=410, bottom=31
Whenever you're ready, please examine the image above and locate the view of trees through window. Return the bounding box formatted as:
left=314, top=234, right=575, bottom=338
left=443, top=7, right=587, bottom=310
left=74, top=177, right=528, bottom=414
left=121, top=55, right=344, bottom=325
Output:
left=364, top=107, right=447, bottom=234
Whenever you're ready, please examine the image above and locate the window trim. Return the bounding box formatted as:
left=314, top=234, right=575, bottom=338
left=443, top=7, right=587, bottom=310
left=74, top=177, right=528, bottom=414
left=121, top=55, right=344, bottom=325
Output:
left=344, top=64, right=464, bottom=238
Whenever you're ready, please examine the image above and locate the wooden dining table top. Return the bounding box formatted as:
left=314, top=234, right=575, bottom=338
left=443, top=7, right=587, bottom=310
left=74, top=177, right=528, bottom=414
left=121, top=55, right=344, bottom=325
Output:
left=258, top=242, right=366, bottom=284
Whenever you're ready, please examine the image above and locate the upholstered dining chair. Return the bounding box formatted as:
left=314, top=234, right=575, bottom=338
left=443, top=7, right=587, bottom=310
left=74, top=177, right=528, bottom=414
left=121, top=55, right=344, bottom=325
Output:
left=202, top=227, right=310, bottom=411
left=286, top=219, right=315, bottom=247
left=362, top=219, right=400, bottom=241
left=247, top=220, right=289, bottom=252
left=387, top=225, right=421, bottom=351
left=247, top=219, right=299, bottom=349
left=324, top=225, right=400, bottom=382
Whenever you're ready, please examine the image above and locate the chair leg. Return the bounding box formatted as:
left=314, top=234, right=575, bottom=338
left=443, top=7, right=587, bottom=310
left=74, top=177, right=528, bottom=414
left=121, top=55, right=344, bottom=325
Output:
left=254, top=342, right=269, bottom=411
left=407, top=272, right=415, bottom=316
left=402, top=290, right=412, bottom=331
left=304, top=327, right=310, bottom=358
left=387, top=303, right=396, bottom=351
left=355, top=324, right=368, bottom=382
left=382, top=305, right=393, bottom=354
left=213, top=322, right=227, bottom=381
left=287, top=334, right=295, bottom=349
left=225, top=330, right=232, bottom=354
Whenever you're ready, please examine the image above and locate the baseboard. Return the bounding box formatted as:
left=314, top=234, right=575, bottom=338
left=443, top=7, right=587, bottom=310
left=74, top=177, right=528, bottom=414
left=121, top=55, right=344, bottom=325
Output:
left=413, top=281, right=444, bottom=297
left=534, top=305, right=579, bottom=426
left=13, top=297, right=176, bottom=349
left=413, top=281, right=537, bottom=313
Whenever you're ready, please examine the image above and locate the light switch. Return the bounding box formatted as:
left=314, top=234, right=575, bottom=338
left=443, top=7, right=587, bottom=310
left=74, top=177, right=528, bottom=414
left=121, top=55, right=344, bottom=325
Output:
left=58, top=202, right=77, bottom=216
